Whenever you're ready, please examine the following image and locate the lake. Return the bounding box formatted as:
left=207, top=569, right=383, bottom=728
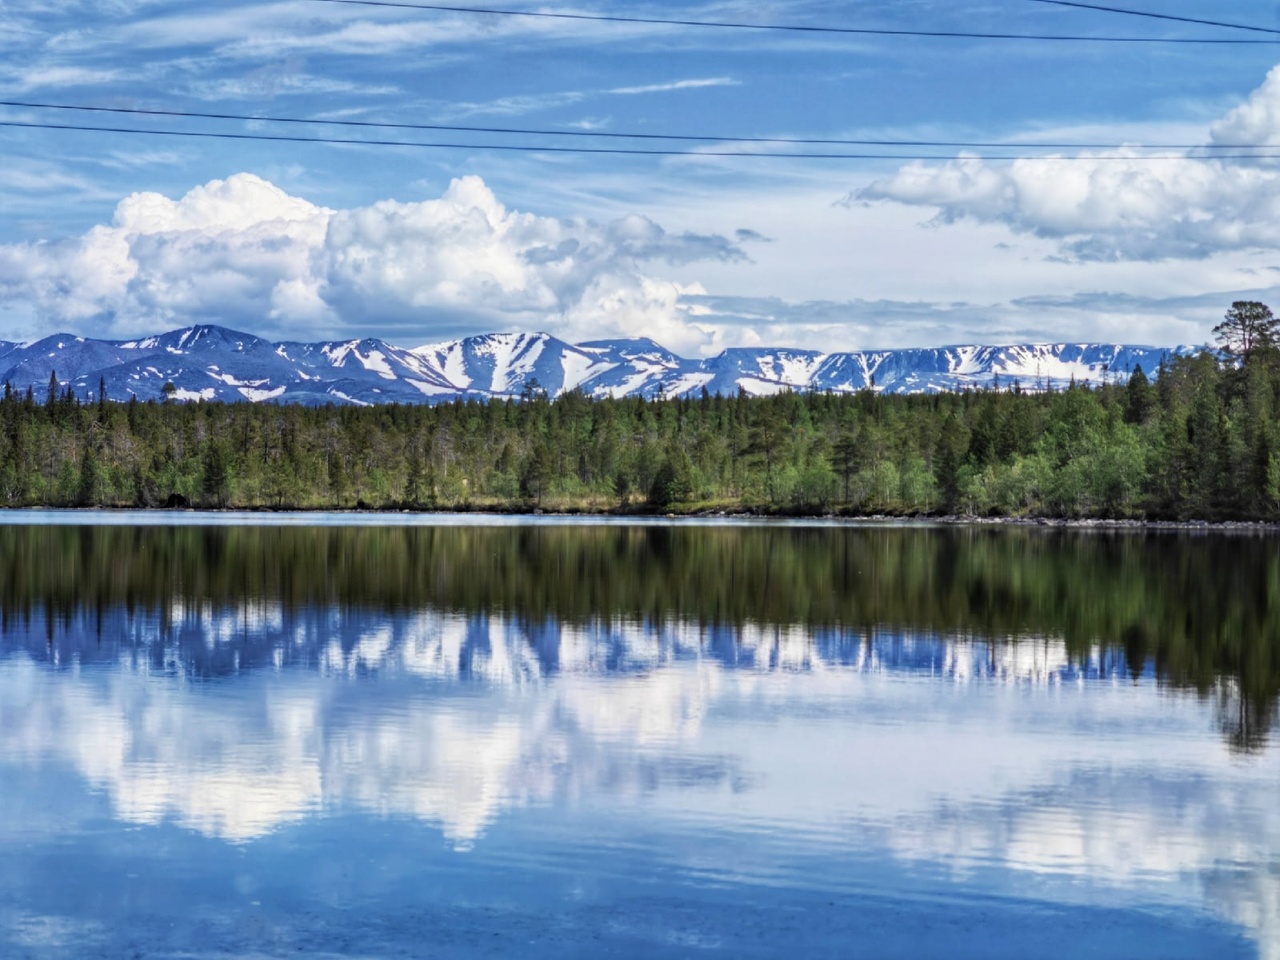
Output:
left=0, top=513, right=1276, bottom=959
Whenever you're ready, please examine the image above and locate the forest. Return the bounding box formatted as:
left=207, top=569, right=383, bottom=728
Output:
left=3, top=302, right=1280, bottom=521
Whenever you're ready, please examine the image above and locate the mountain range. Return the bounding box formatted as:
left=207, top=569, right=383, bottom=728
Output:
left=0, top=325, right=1196, bottom=405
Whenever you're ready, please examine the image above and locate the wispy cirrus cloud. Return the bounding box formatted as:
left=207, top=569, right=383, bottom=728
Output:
left=110, top=0, right=665, bottom=61
left=0, top=66, right=122, bottom=93
left=447, top=76, right=740, bottom=118
left=609, top=77, right=739, bottom=96
left=187, top=67, right=399, bottom=102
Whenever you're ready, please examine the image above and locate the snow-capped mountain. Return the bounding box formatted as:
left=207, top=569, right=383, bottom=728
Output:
left=0, top=324, right=1196, bottom=406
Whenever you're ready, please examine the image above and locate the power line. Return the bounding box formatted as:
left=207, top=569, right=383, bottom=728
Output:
left=1023, top=0, right=1280, bottom=37
left=5, top=117, right=1280, bottom=160
left=301, top=0, right=1280, bottom=43
left=4, top=99, right=1278, bottom=151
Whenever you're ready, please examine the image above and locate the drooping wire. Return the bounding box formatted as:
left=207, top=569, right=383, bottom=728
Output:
left=300, top=0, right=1280, bottom=44
left=1022, top=0, right=1280, bottom=37
left=2, top=100, right=1277, bottom=152
left=3, top=118, right=1279, bottom=160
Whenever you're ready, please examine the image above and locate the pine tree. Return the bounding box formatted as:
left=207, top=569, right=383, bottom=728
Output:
left=1214, top=301, right=1279, bottom=358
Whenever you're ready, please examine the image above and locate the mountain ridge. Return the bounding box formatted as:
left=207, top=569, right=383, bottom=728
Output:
left=0, top=324, right=1198, bottom=406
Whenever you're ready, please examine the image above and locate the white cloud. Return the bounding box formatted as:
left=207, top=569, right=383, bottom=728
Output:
left=1210, top=64, right=1280, bottom=148
left=856, top=66, right=1280, bottom=263
left=608, top=77, right=739, bottom=96
left=858, top=152, right=1280, bottom=262
left=0, top=172, right=744, bottom=347
left=445, top=76, right=740, bottom=119
left=0, top=65, right=121, bottom=92
left=115, top=1, right=660, bottom=61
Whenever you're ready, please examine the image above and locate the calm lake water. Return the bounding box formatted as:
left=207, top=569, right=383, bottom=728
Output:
left=0, top=513, right=1277, bottom=959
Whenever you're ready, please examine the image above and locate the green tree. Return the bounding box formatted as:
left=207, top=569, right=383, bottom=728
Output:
left=1214, top=301, right=1279, bottom=358
left=202, top=440, right=231, bottom=508
left=521, top=443, right=553, bottom=506
left=830, top=428, right=861, bottom=505
left=934, top=412, right=970, bottom=511
left=649, top=448, right=695, bottom=508
left=1124, top=364, right=1154, bottom=425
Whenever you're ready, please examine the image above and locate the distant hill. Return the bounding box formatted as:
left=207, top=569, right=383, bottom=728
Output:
left=0, top=325, right=1197, bottom=405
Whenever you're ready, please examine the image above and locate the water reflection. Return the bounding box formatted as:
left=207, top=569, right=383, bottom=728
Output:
left=0, top=519, right=1276, bottom=958
left=2, top=521, right=1277, bottom=746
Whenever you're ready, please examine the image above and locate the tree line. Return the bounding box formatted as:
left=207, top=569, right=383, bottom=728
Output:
left=3, top=302, right=1280, bottom=520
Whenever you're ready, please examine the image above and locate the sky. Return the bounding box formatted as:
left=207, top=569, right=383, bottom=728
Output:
left=5, top=1, right=1280, bottom=355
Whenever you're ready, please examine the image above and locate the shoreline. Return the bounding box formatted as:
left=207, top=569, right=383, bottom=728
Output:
left=2, top=503, right=1278, bottom=532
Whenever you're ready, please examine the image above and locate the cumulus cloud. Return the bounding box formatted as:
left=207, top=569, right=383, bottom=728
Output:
left=857, top=152, right=1280, bottom=262
left=1210, top=64, right=1280, bottom=148
left=0, top=173, right=745, bottom=349
left=0, top=173, right=332, bottom=336
left=856, top=65, right=1280, bottom=263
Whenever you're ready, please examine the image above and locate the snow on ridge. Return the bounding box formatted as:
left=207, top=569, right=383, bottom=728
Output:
left=440, top=343, right=473, bottom=389
left=594, top=368, right=660, bottom=398
left=561, top=350, right=615, bottom=392
left=207, top=370, right=269, bottom=388
left=354, top=348, right=395, bottom=380
left=737, top=377, right=794, bottom=397
left=170, top=387, right=216, bottom=402
left=947, top=345, right=987, bottom=375
left=991, top=344, right=1122, bottom=382
left=328, top=389, right=371, bottom=407
left=664, top=372, right=716, bottom=397
left=489, top=333, right=548, bottom=394
left=407, top=378, right=457, bottom=397
left=758, top=350, right=827, bottom=386
left=7, top=324, right=1200, bottom=407
left=320, top=341, right=359, bottom=366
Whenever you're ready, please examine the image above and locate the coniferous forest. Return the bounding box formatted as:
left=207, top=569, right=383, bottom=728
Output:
left=5, top=304, right=1280, bottom=521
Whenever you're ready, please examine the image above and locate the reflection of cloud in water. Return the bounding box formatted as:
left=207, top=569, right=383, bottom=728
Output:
left=324, top=709, right=536, bottom=848
left=1, top=607, right=1278, bottom=953
left=560, top=671, right=721, bottom=746
left=0, top=661, right=323, bottom=841
left=0, top=632, right=734, bottom=845
left=887, top=763, right=1280, bottom=958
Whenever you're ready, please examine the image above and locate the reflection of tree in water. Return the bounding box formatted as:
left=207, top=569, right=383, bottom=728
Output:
left=0, top=522, right=1277, bottom=749
left=1215, top=678, right=1274, bottom=754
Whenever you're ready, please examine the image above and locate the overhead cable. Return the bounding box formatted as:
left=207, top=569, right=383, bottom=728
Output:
left=4, top=118, right=1280, bottom=160
left=301, top=0, right=1280, bottom=44
left=3, top=99, right=1276, bottom=152
left=1023, top=0, right=1280, bottom=37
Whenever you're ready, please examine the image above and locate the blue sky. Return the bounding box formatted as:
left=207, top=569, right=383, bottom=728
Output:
left=4, top=1, right=1280, bottom=354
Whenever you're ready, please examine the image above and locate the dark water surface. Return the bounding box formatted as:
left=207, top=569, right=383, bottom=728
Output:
left=0, top=513, right=1277, bottom=958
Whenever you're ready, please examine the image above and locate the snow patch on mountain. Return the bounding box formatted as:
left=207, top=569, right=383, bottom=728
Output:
left=0, top=324, right=1198, bottom=406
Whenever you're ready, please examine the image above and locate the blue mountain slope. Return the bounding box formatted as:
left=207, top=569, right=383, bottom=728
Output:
left=6, top=333, right=158, bottom=390
left=0, top=324, right=1200, bottom=406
